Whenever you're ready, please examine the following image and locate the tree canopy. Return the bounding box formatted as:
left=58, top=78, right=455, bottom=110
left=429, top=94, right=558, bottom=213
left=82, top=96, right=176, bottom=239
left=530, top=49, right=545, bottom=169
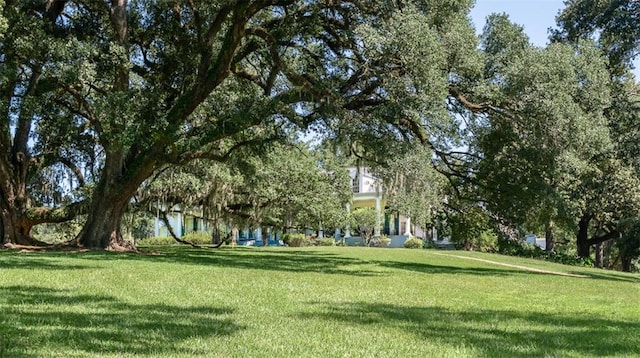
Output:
left=1, top=0, right=477, bottom=249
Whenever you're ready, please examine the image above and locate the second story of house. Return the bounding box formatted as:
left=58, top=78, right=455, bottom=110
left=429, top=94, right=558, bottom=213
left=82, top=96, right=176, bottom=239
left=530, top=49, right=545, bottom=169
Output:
left=348, top=167, right=382, bottom=195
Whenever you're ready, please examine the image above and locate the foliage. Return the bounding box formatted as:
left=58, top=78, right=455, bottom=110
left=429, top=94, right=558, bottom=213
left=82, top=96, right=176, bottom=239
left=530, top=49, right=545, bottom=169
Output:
left=314, top=238, right=336, bottom=247
left=377, top=235, right=391, bottom=248
left=0, top=0, right=5, bottom=38
left=234, top=143, right=353, bottom=231
left=375, top=145, right=447, bottom=229
left=447, top=203, right=495, bottom=252
left=139, top=236, right=176, bottom=246
left=121, top=212, right=155, bottom=242
left=460, top=12, right=640, bottom=259
left=140, top=141, right=352, bottom=239
left=476, top=230, right=498, bottom=253
left=30, top=218, right=84, bottom=244
left=552, top=0, right=640, bottom=76
left=497, top=241, right=596, bottom=268
left=549, top=1, right=640, bottom=258
left=285, top=234, right=312, bottom=248
left=138, top=232, right=215, bottom=246
left=350, top=208, right=380, bottom=246
left=182, top=232, right=214, bottom=246
left=1, top=0, right=481, bottom=248
left=403, top=237, right=425, bottom=249
left=0, top=2, right=91, bottom=245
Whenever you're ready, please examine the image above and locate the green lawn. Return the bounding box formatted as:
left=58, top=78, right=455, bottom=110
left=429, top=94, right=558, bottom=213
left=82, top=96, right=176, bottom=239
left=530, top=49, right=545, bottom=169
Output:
left=1, top=246, right=638, bottom=357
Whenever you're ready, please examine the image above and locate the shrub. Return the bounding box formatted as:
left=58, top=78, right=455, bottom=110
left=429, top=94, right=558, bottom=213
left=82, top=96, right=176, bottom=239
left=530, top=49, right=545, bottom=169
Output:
left=140, top=236, right=176, bottom=245
left=404, top=237, right=424, bottom=249
left=287, top=234, right=312, bottom=247
left=182, top=231, right=213, bottom=245
left=140, top=232, right=215, bottom=246
left=315, top=237, right=336, bottom=246
left=376, top=235, right=391, bottom=247
left=476, top=230, right=498, bottom=252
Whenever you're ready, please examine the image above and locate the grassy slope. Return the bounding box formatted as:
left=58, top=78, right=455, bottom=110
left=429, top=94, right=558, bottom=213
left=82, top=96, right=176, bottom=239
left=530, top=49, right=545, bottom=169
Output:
left=0, top=247, right=638, bottom=358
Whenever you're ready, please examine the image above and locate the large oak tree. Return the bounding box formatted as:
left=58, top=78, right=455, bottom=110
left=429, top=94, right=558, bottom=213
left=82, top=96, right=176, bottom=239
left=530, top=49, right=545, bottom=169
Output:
left=1, top=1, right=478, bottom=249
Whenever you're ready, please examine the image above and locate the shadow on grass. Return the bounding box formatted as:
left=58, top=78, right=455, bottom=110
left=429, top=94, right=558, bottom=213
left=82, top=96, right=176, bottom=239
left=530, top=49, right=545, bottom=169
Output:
left=0, top=252, right=97, bottom=271
left=568, top=270, right=640, bottom=283
left=72, top=247, right=383, bottom=276
left=4, top=247, right=636, bottom=282
left=297, top=302, right=640, bottom=357
left=0, top=285, right=243, bottom=357
left=375, top=260, right=551, bottom=277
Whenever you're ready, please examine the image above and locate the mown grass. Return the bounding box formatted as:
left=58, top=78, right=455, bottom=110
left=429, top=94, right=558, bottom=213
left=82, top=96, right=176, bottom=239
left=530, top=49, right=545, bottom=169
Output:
left=0, top=246, right=638, bottom=357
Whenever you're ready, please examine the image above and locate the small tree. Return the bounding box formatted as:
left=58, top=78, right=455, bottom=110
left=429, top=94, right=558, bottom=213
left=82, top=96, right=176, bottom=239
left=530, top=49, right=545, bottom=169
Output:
left=350, top=207, right=379, bottom=246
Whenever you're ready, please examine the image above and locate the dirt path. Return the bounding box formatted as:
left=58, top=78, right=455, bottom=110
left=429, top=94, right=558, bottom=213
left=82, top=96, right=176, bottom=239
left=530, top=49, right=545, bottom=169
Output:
left=430, top=252, right=589, bottom=278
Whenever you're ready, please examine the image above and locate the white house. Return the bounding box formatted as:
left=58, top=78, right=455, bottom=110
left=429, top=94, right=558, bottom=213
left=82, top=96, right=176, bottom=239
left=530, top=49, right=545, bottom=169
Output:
left=343, top=166, right=430, bottom=247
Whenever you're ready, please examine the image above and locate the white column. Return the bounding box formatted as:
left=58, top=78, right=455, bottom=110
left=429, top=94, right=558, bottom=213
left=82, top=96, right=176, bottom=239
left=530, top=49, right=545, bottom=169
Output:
left=345, top=203, right=351, bottom=237
left=318, top=222, right=324, bottom=238
left=404, top=216, right=412, bottom=236
left=374, top=196, right=381, bottom=237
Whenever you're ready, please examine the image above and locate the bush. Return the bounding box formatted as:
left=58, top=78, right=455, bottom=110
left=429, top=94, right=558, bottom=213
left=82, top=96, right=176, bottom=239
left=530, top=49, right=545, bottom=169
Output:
left=182, top=231, right=213, bottom=245
left=140, top=232, right=215, bottom=246
left=496, top=238, right=596, bottom=267
left=140, top=236, right=176, bottom=245
left=376, top=235, right=391, bottom=247
left=404, top=237, right=424, bottom=249
left=286, top=234, right=312, bottom=247
left=476, top=230, right=498, bottom=252
left=314, top=237, right=336, bottom=246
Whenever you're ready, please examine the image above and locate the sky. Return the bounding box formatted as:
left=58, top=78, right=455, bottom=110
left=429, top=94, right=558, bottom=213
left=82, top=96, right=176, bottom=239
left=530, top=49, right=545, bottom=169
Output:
left=470, top=0, right=565, bottom=47
left=469, top=0, right=640, bottom=78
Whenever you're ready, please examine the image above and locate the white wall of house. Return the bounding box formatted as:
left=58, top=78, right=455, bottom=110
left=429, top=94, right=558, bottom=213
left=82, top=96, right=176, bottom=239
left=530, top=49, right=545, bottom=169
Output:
left=348, top=167, right=381, bottom=194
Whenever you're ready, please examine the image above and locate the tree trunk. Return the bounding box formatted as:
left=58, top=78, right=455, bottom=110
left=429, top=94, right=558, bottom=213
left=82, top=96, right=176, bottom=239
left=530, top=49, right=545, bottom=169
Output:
left=77, top=155, right=133, bottom=250
left=77, top=146, right=157, bottom=250
left=1, top=204, right=35, bottom=246
left=603, top=239, right=613, bottom=268
left=0, top=190, right=50, bottom=246
left=577, top=214, right=591, bottom=258
left=621, top=256, right=632, bottom=272
left=594, top=242, right=604, bottom=268
left=545, top=219, right=555, bottom=253
left=77, top=189, right=134, bottom=251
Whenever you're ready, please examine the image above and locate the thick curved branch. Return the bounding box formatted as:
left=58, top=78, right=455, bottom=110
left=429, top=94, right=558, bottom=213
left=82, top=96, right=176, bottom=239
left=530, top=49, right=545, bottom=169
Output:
left=179, top=136, right=282, bottom=164
left=448, top=85, right=500, bottom=113
left=25, top=200, right=88, bottom=225
left=58, top=157, right=86, bottom=187
left=587, top=230, right=621, bottom=246
left=155, top=209, right=223, bottom=248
